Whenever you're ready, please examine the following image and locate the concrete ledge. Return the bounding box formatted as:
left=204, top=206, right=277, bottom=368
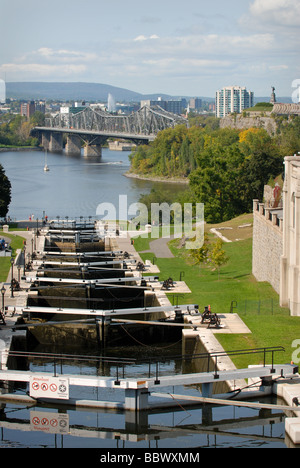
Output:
left=0, top=393, right=36, bottom=406
left=285, top=418, right=300, bottom=444
left=273, top=378, right=300, bottom=413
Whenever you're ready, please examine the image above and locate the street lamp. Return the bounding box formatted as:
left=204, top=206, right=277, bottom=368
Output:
left=23, top=244, right=26, bottom=275
left=10, top=257, right=14, bottom=298
left=1, top=285, right=5, bottom=315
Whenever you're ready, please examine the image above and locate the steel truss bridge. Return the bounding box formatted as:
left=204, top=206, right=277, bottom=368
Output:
left=32, top=105, right=188, bottom=154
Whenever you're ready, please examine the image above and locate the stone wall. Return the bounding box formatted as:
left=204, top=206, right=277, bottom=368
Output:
left=220, top=114, right=277, bottom=135
left=252, top=200, right=283, bottom=294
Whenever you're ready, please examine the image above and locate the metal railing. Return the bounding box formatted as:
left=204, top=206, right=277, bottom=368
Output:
left=6, top=346, right=286, bottom=384
left=7, top=350, right=136, bottom=379
left=145, top=346, right=286, bottom=383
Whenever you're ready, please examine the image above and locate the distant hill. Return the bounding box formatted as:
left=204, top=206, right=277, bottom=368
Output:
left=5, top=81, right=212, bottom=103
left=6, top=82, right=145, bottom=102
left=5, top=82, right=292, bottom=104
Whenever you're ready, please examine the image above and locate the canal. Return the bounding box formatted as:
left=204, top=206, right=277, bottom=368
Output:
left=0, top=148, right=290, bottom=449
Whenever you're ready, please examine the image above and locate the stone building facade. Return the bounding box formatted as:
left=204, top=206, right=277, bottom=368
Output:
left=280, top=157, right=300, bottom=316
left=252, top=156, right=300, bottom=316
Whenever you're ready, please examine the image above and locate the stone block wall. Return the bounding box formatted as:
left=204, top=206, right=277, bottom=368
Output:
left=220, top=114, right=277, bottom=135
left=252, top=200, right=283, bottom=294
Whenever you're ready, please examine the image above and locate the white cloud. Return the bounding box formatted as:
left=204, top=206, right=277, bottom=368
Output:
left=21, top=47, right=98, bottom=64
left=249, top=0, right=300, bottom=26
left=128, top=33, right=275, bottom=63
left=269, top=64, right=289, bottom=71
left=134, top=34, right=159, bottom=42
left=0, top=63, right=87, bottom=78
left=134, top=35, right=147, bottom=42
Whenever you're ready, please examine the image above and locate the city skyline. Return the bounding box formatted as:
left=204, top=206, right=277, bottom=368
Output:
left=0, top=0, right=299, bottom=98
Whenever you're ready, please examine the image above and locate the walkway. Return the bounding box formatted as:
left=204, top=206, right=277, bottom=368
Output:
left=0, top=230, right=35, bottom=369
left=149, top=236, right=174, bottom=258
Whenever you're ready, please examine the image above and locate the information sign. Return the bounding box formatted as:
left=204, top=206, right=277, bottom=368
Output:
left=29, top=375, right=69, bottom=400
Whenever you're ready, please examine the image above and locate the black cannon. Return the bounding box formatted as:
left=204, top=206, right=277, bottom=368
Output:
left=161, top=277, right=174, bottom=290
left=201, top=306, right=221, bottom=328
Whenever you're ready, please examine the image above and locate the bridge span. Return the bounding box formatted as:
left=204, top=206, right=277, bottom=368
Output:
left=31, top=104, right=188, bottom=156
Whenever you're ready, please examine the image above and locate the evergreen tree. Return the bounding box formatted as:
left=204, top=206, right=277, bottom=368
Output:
left=0, top=164, right=11, bottom=217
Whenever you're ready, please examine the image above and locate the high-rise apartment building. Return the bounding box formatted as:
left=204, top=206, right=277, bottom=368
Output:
left=189, top=97, right=202, bottom=111
left=215, top=86, right=254, bottom=118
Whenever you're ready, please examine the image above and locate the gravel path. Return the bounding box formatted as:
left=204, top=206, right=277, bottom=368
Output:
left=149, top=236, right=174, bottom=258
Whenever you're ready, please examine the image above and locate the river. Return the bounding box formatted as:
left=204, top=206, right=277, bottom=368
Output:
left=0, top=148, right=290, bottom=449
left=0, top=148, right=186, bottom=222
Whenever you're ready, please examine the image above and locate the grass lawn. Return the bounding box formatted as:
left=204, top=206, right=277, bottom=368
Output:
left=0, top=231, right=26, bottom=282
left=133, top=214, right=300, bottom=368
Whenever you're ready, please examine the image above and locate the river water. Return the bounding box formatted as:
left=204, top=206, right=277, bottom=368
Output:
left=0, top=149, right=290, bottom=449
left=0, top=148, right=185, bottom=222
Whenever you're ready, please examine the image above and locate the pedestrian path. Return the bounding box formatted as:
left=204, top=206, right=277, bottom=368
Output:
left=149, top=236, right=174, bottom=258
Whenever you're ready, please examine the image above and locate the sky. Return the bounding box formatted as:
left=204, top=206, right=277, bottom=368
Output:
left=0, top=0, right=299, bottom=98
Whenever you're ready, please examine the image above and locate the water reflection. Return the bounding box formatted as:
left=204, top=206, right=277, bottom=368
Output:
left=0, top=397, right=287, bottom=448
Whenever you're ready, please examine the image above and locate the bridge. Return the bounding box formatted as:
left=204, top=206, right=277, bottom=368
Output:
left=31, top=105, right=188, bottom=156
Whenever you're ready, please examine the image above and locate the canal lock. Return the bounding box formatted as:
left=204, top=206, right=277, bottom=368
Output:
left=21, top=222, right=184, bottom=357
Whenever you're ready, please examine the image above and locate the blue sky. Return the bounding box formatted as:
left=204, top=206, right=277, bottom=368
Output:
left=0, top=0, right=299, bottom=97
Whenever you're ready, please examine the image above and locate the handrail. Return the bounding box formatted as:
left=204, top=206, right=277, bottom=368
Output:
left=6, top=346, right=285, bottom=382
left=145, top=346, right=285, bottom=383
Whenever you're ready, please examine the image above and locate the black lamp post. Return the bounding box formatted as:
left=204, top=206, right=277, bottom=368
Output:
left=1, top=285, right=5, bottom=314
left=10, top=257, right=14, bottom=298
left=23, top=244, right=26, bottom=275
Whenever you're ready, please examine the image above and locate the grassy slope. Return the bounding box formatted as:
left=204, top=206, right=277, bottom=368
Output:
left=134, top=214, right=300, bottom=367
left=0, top=232, right=26, bottom=282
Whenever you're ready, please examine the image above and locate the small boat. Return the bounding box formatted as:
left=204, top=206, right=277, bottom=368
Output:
left=44, top=150, right=50, bottom=171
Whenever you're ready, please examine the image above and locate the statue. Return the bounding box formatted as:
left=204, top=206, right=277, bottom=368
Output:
left=270, top=86, right=276, bottom=104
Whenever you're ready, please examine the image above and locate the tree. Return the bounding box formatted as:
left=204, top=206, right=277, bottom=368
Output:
left=0, top=164, right=11, bottom=217
left=210, top=238, right=229, bottom=279
left=237, top=129, right=284, bottom=210
left=30, top=111, right=45, bottom=127
left=189, top=234, right=229, bottom=278
left=190, top=233, right=210, bottom=273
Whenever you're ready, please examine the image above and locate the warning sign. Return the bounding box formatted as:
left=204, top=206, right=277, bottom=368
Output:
left=29, top=376, right=69, bottom=400
left=30, top=410, right=69, bottom=434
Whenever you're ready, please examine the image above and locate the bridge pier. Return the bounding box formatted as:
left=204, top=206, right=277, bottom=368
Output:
left=83, top=144, right=102, bottom=157
left=41, top=132, right=50, bottom=150
left=65, top=135, right=82, bottom=156
left=49, top=132, right=63, bottom=153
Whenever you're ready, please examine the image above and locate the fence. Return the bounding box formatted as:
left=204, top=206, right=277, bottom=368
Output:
left=230, top=298, right=290, bottom=316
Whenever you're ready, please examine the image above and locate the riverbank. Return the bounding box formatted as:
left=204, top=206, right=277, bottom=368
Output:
left=0, top=146, right=41, bottom=152
left=124, top=170, right=189, bottom=184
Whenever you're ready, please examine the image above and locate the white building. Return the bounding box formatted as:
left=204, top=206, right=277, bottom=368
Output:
left=280, top=156, right=300, bottom=316
left=215, top=86, right=254, bottom=118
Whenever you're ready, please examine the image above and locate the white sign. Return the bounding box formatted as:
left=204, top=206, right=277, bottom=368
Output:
left=30, top=410, right=69, bottom=434
left=29, top=375, right=69, bottom=400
